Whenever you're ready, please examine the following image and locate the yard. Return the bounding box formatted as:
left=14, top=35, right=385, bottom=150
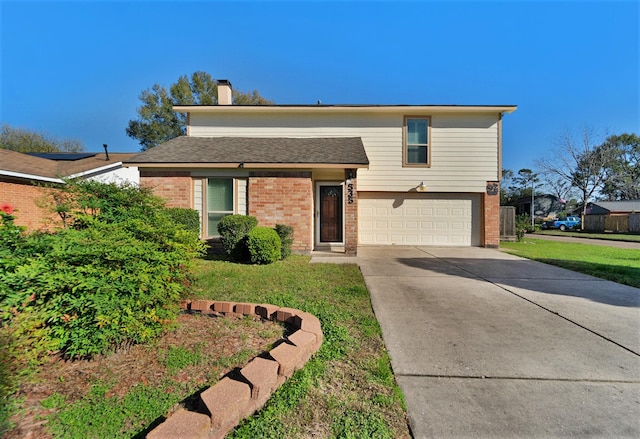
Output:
left=4, top=255, right=411, bottom=439
left=501, top=238, right=640, bottom=289
left=534, top=230, right=640, bottom=243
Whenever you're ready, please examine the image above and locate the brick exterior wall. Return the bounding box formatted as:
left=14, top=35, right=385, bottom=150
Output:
left=344, top=170, right=358, bottom=255
left=248, top=172, right=313, bottom=253
left=0, top=180, right=62, bottom=231
left=140, top=171, right=192, bottom=208
left=483, top=181, right=500, bottom=248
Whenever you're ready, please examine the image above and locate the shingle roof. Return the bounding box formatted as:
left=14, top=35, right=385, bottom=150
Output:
left=0, top=149, right=136, bottom=181
left=590, top=200, right=640, bottom=213
left=125, top=137, right=369, bottom=166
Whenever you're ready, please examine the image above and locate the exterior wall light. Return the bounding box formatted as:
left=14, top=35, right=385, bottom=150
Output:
left=417, top=182, right=427, bottom=192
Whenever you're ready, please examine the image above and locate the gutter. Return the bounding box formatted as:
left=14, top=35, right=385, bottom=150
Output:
left=0, top=170, right=64, bottom=184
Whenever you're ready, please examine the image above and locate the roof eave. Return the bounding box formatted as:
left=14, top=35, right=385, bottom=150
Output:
left=128, top=162, right=369, bottom=169
left=0, top=170, right=65, bottom=183
left=173, top=105, right=518, bottom=114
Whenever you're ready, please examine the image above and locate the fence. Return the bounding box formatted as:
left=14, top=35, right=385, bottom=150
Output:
left=500, top=206, right=516, bottom=241
left=584, top=213, right=640, bottom=233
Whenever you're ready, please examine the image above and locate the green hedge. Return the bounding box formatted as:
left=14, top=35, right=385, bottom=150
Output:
left=0, top=180, right=206, bottom=360
left=274, top=224, right=294, bottom=259
left=217, top=215, right=257, bottom=260
left=166, top=207, right=200, bottom=233
left=247, top=227, right=281, bottom=265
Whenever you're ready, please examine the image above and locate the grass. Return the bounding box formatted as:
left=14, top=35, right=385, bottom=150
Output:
left=535, top=230, right=640, bottom=242
left=8, top=255, right=409, bottom=438
left=192, top=255, right=410, bottom=438
left=501, top=238, right=640, bottom=288
left=6, top=313, right=283, bottom=438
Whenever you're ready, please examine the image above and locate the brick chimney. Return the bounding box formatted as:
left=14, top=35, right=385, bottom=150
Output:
left=217, top=79, right=232, bottom=105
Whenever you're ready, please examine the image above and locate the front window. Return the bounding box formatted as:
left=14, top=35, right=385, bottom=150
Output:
left=404, top=116, right=431, bottom=166
left=207, top=178, right=233, bottom=236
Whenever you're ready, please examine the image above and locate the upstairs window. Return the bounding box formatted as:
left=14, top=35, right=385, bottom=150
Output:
left=404, top=116, right=431, bottom=167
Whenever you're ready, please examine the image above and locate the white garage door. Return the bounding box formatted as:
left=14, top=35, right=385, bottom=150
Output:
left=358, top=193, right=481, bottom=246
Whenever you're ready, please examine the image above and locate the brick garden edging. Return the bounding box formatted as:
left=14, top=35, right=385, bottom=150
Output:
left=146, top=300, right=323, bottom=439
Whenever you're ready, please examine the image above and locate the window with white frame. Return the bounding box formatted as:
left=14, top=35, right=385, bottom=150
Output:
left=207, top=178, right=233, bottom=236
left=404, top=116, right=431, bottom=166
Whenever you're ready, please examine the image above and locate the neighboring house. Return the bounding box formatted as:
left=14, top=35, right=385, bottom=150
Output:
left=513, top=194, right=567, bottom=219
left=585, top=200, right=640, bottom=215
left=583, top=200, right=640, bottom=233
left=125, top=81, right=517, bottom=254
left=0, top=148, right=139, bottom=230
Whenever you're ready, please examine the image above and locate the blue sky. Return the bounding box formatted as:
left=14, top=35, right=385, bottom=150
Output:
left=1, top=0, right=638, bottom=174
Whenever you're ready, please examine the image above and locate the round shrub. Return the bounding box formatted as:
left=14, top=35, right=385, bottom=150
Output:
left=247, top=227, right=281, bottom=265
left=217, top=215, right=258, bottom=260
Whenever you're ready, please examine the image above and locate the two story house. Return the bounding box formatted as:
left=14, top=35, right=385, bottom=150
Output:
left=126, top=81, right=516, bottom=254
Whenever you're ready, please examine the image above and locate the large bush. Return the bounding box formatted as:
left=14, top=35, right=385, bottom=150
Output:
left=247, top=227, right=281, bottom=265
left=0, top=181, right=206, bottom=359
left=166, top=207, right=200, bottom=233
left=217, top=214, right=257, bottom=260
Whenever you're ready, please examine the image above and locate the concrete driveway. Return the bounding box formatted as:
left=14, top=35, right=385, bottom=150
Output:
left=357, top=246, right=640, bottom=438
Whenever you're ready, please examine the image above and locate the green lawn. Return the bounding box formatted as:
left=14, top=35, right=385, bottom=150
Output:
left=192, top=255, right=411, bottom=438
left=535, top=230, right=640, bottom=242
left=501, top=238, right=640, bottom=288
left=14, top=255, right=409, bottom=438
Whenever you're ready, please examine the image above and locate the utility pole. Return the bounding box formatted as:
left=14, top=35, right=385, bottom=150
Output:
left=531, top=180, right=535, bottom=229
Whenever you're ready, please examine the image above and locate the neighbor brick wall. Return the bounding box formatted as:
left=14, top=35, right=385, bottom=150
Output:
left=0, top=180, right=62, bottom=231
left=140, top=171, right=192, bottom=208
left=248, top=172, right=312, bottom=253
left=483, top=181, right=500, bottom=248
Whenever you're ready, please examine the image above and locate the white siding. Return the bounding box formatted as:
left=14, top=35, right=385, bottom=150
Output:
left=236, top=178, right=247, bottom=214
left=87, top=166, right=140, bottom=185
left=193, top=178, right=203, bottom=235
left=189, top=111, right=499, bottom=193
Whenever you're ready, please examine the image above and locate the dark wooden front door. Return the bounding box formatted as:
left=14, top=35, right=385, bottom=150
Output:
left=320, top=185, right=343, bottom=242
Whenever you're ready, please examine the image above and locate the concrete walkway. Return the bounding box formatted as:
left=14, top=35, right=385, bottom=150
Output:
left=357, top=246, right=640, bottom=438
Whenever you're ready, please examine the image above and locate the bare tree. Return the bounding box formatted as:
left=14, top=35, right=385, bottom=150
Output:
left=536, top=127, right=608, bottom=219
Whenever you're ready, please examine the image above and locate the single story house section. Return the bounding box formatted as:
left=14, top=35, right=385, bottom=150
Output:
left=125, top=81, right=517, bottom=254
left=0, top=148, right=139, bottom=230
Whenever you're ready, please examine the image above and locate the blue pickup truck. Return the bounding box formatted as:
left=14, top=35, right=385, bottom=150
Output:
left=541, top=216, right=582, bottom=231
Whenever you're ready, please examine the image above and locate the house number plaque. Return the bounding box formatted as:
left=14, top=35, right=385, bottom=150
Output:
left=486, top=183, right=499, bottom=196
left=347, top=183, right=354, bottom=204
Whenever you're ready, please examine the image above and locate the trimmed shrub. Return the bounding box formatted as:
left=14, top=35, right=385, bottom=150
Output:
left=0, top=180, right=206, bottom=359
left=274, top=224, right=294, bottom=259
left=165, top=207, right=200, bottom=233
left=247, top=227, right=281, bottom=265
left=217, top=215, right=257, bottom=260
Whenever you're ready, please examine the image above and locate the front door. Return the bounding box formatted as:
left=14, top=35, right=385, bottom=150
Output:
left=320, top=185, right=343, bottom=242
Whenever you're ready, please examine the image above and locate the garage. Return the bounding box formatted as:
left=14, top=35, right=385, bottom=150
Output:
left=358, top=193, right=481, bottom=246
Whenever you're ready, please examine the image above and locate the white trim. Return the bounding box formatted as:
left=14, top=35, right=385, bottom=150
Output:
left=315, top=181, right=346, bottom=248
left=174, top=105, right=518, bottom=114
left=0, top=170, right=64, bottom=184
left=67, top=162, right=124, bottom=179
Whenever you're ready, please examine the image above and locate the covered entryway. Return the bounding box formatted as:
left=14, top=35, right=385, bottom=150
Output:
left=358, top=193, right=481, bottom=246
left=316, top=184, right=344, bottom=245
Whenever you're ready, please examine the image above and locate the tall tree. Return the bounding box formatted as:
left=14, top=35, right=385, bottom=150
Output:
left=537, top=128, right=610, bottom=218
left=544, top=176, right=575, bottom=204
left=0, top=124, right=85, bottom=153
left=512, top=168, right=542, bottom=226
left=500, top=168, right=516, bottom=205
left=597, top=133, right=640, bottom=200
left=126, top=72, right=273, bottom=150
